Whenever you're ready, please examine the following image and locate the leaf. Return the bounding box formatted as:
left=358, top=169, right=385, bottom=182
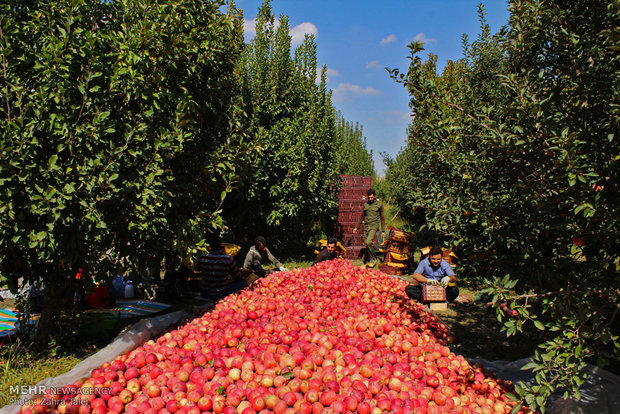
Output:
left=48, top=155, right=58, bottom=169
left=533, top=320, right=545, bottom=330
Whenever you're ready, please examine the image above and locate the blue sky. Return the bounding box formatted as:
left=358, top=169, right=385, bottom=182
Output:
left=236, top=0, right=510, bottom=175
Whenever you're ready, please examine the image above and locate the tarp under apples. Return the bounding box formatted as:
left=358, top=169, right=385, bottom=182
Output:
left=8, top=260, right=620, bottom=414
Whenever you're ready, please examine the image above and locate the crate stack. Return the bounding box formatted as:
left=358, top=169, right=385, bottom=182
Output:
left=333, top=175, right=373, bottom=259
left=380, top=227, right=413, bottom=276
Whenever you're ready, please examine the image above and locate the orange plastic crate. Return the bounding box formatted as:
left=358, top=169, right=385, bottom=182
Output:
left=422, top=284, right=446, bottom=302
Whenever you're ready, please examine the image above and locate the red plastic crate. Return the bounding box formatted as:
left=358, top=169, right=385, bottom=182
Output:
left=340, top=175, right=372, bottom=186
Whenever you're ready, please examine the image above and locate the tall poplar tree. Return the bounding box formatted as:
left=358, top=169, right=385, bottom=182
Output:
left=226, top=0, right=339, bottom=252
left=334, top=111, right=375, bottom=176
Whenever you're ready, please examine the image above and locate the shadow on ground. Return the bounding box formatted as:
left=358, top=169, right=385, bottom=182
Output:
left=434, top=294, right=544, bottom=361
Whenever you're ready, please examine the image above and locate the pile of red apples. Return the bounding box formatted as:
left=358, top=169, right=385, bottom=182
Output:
left=20, top=260, right=531, bottom=414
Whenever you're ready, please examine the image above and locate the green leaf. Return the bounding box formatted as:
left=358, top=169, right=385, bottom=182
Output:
left=533, top=320, right=545, bottom=330
left=48, top=155, right=58, bottom=169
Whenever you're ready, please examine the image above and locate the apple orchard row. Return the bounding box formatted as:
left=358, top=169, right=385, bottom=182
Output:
left=21, top=260, right=533, bottom=414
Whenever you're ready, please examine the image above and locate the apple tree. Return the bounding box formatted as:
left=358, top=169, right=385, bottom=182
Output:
left=386, top=2, right=618, bottom=409
left=0, top=0, right=248, bottom=345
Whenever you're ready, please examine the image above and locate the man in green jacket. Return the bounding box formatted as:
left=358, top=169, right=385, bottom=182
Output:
left=353, top=188, right=386, bottom=265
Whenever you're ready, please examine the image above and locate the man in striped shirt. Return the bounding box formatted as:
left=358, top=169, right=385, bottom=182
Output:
left=195, top=234, right=248, bottom=301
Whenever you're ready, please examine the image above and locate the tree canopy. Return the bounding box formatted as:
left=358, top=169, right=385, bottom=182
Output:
left=385, top=2, right=619, bottom=409
left=223, top=1, right=374, bottom=253
left=0, top=0, right=248, bottom=343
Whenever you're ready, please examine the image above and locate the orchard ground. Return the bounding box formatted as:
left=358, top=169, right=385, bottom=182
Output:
left=0, top=259, right=544, bottom=407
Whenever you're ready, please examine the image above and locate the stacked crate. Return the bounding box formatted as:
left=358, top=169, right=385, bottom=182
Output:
left=333, top=175, right=373, bottom=259
left=380, top=227, right=413, bottom=275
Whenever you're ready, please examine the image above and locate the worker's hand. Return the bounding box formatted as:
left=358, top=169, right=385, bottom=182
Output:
left=353, top=227, right=358, bottom=234
left=427, top=279, right=439, bottom=286
left=278, top=265, right=288, bottom=272
left=440, top=276, right=450, bottom=288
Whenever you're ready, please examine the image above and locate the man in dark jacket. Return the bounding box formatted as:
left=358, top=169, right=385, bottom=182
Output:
left=243, top=236, right=287, bottom=278
left=314, top=237, right=339, bottom=265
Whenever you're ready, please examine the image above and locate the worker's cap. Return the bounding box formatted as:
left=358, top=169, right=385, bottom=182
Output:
left=207, top=232, right=223, bottom=249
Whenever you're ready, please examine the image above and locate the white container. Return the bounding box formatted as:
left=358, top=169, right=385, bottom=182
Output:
left=124, top=281, right=135, bottom=299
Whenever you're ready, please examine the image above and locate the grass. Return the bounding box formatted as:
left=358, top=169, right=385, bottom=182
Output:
left=0, top=340, right=98, bottom=407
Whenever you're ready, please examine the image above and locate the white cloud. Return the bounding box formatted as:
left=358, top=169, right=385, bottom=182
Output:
left=382, top=111, right=411, bottom=125
left=315, top=67, right=340, bottom=83
left=413, top=32, right=436, bottom=44
left=381, top=34, right=397, bottom=45
left=326, top=68, right=340, bottom=78
left=243, top=18, right=256, bottom=37
left=333, top=82, right=382, bottom=102
left=243, top=18, right=318, bottom=47
left=290, top=22, right=318, bottom=46
left=366, top=60, right=381, bottom=69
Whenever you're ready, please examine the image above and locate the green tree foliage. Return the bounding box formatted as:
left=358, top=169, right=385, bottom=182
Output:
left=0, top=0, right=247, bottom=344
left=226, top=0, right=340, bottom=252
left=334, top=111, right=375, bottom=176
left=386, top=2, right=619, bottom=409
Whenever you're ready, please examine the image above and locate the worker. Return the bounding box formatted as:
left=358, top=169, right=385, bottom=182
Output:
left=195, top=233, right=248, bottom=301
left=243, top=236, right=287, bottom=278
left=353, top=188, right=386, bottom=265
left=314, top=237, right=339, bottom=265
left=405, top=246, right=459, bottom=303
